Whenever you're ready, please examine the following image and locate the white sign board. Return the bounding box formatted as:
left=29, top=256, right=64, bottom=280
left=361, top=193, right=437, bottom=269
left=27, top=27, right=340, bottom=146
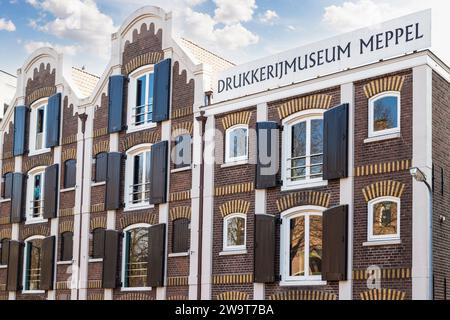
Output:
left=214, top=10, right=431, bottom=103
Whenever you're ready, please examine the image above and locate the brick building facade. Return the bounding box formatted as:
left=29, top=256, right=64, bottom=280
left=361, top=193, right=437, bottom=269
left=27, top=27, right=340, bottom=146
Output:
left=0, top=6, right=449, bottom=301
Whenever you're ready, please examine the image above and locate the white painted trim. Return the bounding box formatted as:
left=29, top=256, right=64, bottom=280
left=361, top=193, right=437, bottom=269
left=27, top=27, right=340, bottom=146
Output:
left=224, top=124, right=249, bottom=164
left=363, top=240, right=402, bottom=247
left=222, top=213, right=247, bottom=252
left=364, top=133, right=401, bottom=144
left=168, top=252, right=189, bottom=258
left=219, top=250, right=248, bottom=256
left=171, top=166, right=192, bottom=173
left=368, top=92, right=401, bottom=138
left=367, top=197, right=401, bottom=242
left=220, top=160, right=249, bottom=168
left=28, top=98, right=50, bottom=155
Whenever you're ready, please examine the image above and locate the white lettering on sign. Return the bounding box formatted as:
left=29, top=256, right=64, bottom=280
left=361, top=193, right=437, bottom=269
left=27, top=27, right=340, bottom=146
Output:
left=214, top=10, right=431, bottom=103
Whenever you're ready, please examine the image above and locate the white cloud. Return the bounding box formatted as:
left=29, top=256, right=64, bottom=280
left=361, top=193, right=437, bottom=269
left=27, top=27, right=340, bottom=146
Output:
left=213, top=0, right=257, bottom=24
left=24, top=40, right=80, bottom=55
left=214, top=23, right=259, bottom=49
left=0, top=18, right=16, bottom=32
left=260, top=10, right=279, bottom=24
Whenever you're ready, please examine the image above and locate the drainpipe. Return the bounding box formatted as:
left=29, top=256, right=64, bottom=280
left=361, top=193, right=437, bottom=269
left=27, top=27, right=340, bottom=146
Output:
left=76, top=112, right=87, bottom=300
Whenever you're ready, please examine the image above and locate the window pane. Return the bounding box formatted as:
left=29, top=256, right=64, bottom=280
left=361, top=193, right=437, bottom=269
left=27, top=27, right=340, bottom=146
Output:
left=289, top=216, right=305, bottom=277
left=132, top=154, right=144, bottom=203
left=36, top=108, right=45, bottom=149
left=226, top=217, right=245, bottom=247
left=373, top=201, right=398, bottom=236
left=126, top=228, right=149, bottom=288
left=33, top=174, right=43, bottom=218
left=26, top=239, right=42, bottom=291
left=291, top=122, right=306, bottom=181
left=147, top=73, right=154, bottom=123
left=175, top=135, right=191, bottom=169
left=373, top=96, right=398, bottom=132
left=309, top=215, right=322, bottom=276
left=145, top=151, right=151, bottom=201
left=135, top=76, right=146, bottom=125
left=310, top=119, right=324, bottom=178
left=228, top=128, right=247, bottom=159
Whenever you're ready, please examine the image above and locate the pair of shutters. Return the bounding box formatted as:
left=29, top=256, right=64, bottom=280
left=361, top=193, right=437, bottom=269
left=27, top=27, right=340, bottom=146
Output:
left=254, top=103, right=349, bottom=189
left=6, top=236, right=55, bottom=291
left=102, top=224, right=166, bottom=289
left=104, top=141, right=169, bottom=210
left=253, top=205, right=348, bottom=283
left=107, top=58, right=172, bottom=134
left=12, top=93, right=61, bottom=156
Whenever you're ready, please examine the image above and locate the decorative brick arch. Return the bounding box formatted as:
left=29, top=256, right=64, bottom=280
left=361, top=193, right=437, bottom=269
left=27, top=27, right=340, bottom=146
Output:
left=119, top=212, right=157, bottom=229
left=276, top=191, right=331, bottom=213
left=362, top=180, right=405, bottom=203
left=59, top=221, right=74, bottom=234
left=277, top=94, right=333, bottom=120
left=219, top=200, right=251, bottom=218
left=363, top=75, right=406, bottom=99
left=268, top=290, right=337, bottom=301
left=169, top=206, right=191, bottom=221
left=360, top=289, right=406, bottom=300
left=221, top=111, right=252, bottom=130
left=216, top=291, right=249, bottom=300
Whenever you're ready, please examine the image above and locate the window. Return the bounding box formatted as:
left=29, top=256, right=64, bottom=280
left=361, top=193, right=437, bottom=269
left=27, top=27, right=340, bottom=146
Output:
left=0, top=238, right=9, bottom=265
left=281, top=208, right=323, bottom=284
left=64, top=160, right=76, bottom=189
left=23, top=237, right=44, bottom=292
left=369, top=92, right=400, bottom=137
left=94, top=152, right=108, bottom=183
left=368, top=197, right=400, bottom=242
left=225, top=125, right=249, bottom=163
left=124, top=145, right=151, bottom=210
left=122, top=225, right=150, bottom=289
left=172, top=218, right=190, bottom=253
left=60, top=232, right=73, bottom=262
left=29, top=99, right=49, bottom=155
left=91, top=228, right=105, bottom=259
left=223, top=214, right=246, bottom=252
left=128, top=67, right=155, bottom=131
left=283, top=112, right=325, bottom=190
left=26, top=167, right=46, bottom=223
left=173, top=134, right=192, bottom=169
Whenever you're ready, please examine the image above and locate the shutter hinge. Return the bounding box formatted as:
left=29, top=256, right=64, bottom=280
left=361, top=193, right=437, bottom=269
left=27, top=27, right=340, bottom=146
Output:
left=276, top=218, right=283, bottom=225
left=278, top=124, right=283, bottom=131
left=277, top=179, right=283, bottom=187
left=275, top=275, right=282, bottom=282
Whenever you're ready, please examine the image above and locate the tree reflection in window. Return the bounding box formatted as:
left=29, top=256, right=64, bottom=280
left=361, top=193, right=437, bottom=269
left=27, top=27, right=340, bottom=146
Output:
left=224, top=214, right=246, bottom=250
left=25, top=239, right=42, bottom=291
left=373, top=201, right=398, bottom=236
left=125, top=227, right=149, bottom=288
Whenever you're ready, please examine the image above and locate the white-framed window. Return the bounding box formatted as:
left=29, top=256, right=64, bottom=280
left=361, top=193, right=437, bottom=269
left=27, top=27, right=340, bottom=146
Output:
left=225, top=124, right=249, bottom=163
left=127, top=66, right=156, bottom=132
left=223, top=213, right=246, bottom=252
left=282, top=110, right=326, bottom=191
left=280, top=206, right=325, bottom=286
left=29, top=98, right=50, bottom=155
left=121, top=223, right=151, bottom=291
left=22, top=235, right=45, bottom=293
left=124, top=144, right=152, bottom=211
left=26, top=166, right=47, bottom=224
left=368, top=197, right=400, bottom=242
left=368, top=92, right=401, bottom=138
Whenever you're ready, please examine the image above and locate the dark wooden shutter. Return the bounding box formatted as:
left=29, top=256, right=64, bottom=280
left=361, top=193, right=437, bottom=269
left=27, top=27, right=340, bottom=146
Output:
left=322, top=205, right=348, bottom=281
left=7, top=241, right=23, bottom=291
left=61, top=232, right=73, bottom=261
left=150, top=141, right=168, bottom=205
left=105, top=152, right=122, bottom=210
left=323, top=104, right=349, bottom=180
left=152, top=59, right=171, bottom=122
left=254, top=215, right=276, bottom=283
left=43, top=164, right=59, bottom=219
left=10, top=173, right=25, bottom=223
left=0, top=239, right=9, bottom=265
left=45, top=93, right=61, bottom=148
left=102, top=230, right=120, bottom=288
left=255, top=122, right=280, bottom=189
left=13, top=106, right=28, bottom=156
left=147, top=224, right=166, bottom=287
left=40, top=236, right=56, bottom=290
left=95, top=152, right=108, bottom=182
left=108, top=75, right=126, bottom=133
left=64, top=159, right=76, bottom=189
left=3, top=172, right=13, bottom=199
left=172, top=219, right=189, bottom=253
left=92, top=228, right=105, bottom=259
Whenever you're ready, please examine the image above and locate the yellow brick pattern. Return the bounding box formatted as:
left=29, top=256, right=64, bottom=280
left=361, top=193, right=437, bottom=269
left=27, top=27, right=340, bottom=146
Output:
left=62, top=134, right=77, bottom=146
left=0, top=228, right=12, bottom=239
left=213, top=274, right=253, bottom=285
left=87, top=293, right=104, bottom=300
left=360, top=289, right=406, bottom=300
left=172, top=121, right=193, bottom=136
left=169, top=206, right=191, bottom=221
left=216, top=292, right=249, bottom=301
left=90, top=203, right=105, bottom=213
left=117, top=293, right=153, bottom=300
left=119, top=213, right=157, bottom=229
left=59, top=208, right=75, bottom=217
left=0, top=292, right=8, bottom=300
left=0, top=284, right=6, bottom=291
left=121, top=131, right=160, bottom=151
left=0, top=217, right=10, bottom=225
left=61, top=148, right=77, bottom=162
left=22, top=225, right=50, bottom=239
left=276, top=191, right=330, bottom=213
left=93, top=128, right=108, bottom=138
left=215, top=182, right=254, bottom=197
left=170, top=190, right=191, bottom=202
left=362, top=180, right=405, bottom=203
left=87, top=280, right=102, bottom=289
left=59, top=221, right=74, bottom=234
left=123, top=52, right=164, bottom=75
left=93, top=140, right=109, bottom=156
left=355, top=159, right=410, bottom=177
left=363, top=76, right=406, bottom=98
left=23, top=154, right=53, bottom=173
left=219, top=200, right=251, bottom=217
left=56, top=281, right=70, bottom=290
left=353, top=268, right=411, bottom=280
left=167, top=277, right=189, bottom=287
left=26, top=87, right=56, bottom=105
left=277, top=94, right=333, bottom=120
left=168, top=295, right=188, bottom=300
left=2, top=161, right=15, bottom=174
left=172, top=106, right=193, bottom=119
left=269, top=290, right=337, bottom=301
left=90, top=217, right=107, bottom=231
left=221, top=111, right=252, bottom=130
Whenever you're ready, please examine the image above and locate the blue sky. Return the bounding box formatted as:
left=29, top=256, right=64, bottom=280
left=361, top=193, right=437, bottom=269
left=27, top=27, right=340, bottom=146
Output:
left=0, top=0, right=449, bottom=76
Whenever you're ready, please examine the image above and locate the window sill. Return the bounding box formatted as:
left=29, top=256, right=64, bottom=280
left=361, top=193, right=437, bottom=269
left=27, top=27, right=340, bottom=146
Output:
left=0, top=198, right=11, bottom=203
left=22, top=290, right=46, bottom=294
left=171, top=166, right=192, bottom=174
left=25, top=219, right=48, bottom=225
left=121, top=287, right=152, bottom=292
left=123, top=204, right=154, bottom=212
left=91, top=181, right=106, bottom=187
left=61, top=187, right=76, bottom=193
left=221, top=160, right=249, bottom=168
left=281, top=180, right=328, bottom=192
left=363, top=239, right=401, bottom=247
left=126, top=123, right=157, bottom=134
left=168, top=252, right=190, bottom=258
left=28, top=148, right=51, bottom=157
left=219, top=249, right=247, bottom=256
left=89, top=258, right=103, bottom=263
left=0, top=265, right=7, bottom=269
left=279, top=280, right=327, bottom=287
left=364, top=132, right=401, bottom=144
left=57, top=261, right=73, bottom=265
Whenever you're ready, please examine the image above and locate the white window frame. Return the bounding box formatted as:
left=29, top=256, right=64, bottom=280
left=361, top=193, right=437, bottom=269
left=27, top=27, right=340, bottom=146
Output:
left=223, top=213, right=247, bottom=252
left=22, top=235, right=46, bottom=294
left=29, top=98, right=50, bottom=156
left=280, top=206, right=326, bottom=286
left=25, top=166, right=48, bottom=224
left=225, top=124, right=249, bottom=164
left=121, top=223, right=152, bottom=292
left=368, top=91, right=401, bottom=138
left=127, top=66, right=157, bottom=133
left=367, top=196, right=401, bottom=242
left=282, top=110, right=327, bottom=191
left=124, top=144, right=154, bottom=212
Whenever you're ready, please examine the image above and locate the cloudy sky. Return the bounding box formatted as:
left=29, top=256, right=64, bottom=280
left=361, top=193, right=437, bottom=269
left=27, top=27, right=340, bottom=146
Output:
left=0, top=0, right=449, bottom=76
